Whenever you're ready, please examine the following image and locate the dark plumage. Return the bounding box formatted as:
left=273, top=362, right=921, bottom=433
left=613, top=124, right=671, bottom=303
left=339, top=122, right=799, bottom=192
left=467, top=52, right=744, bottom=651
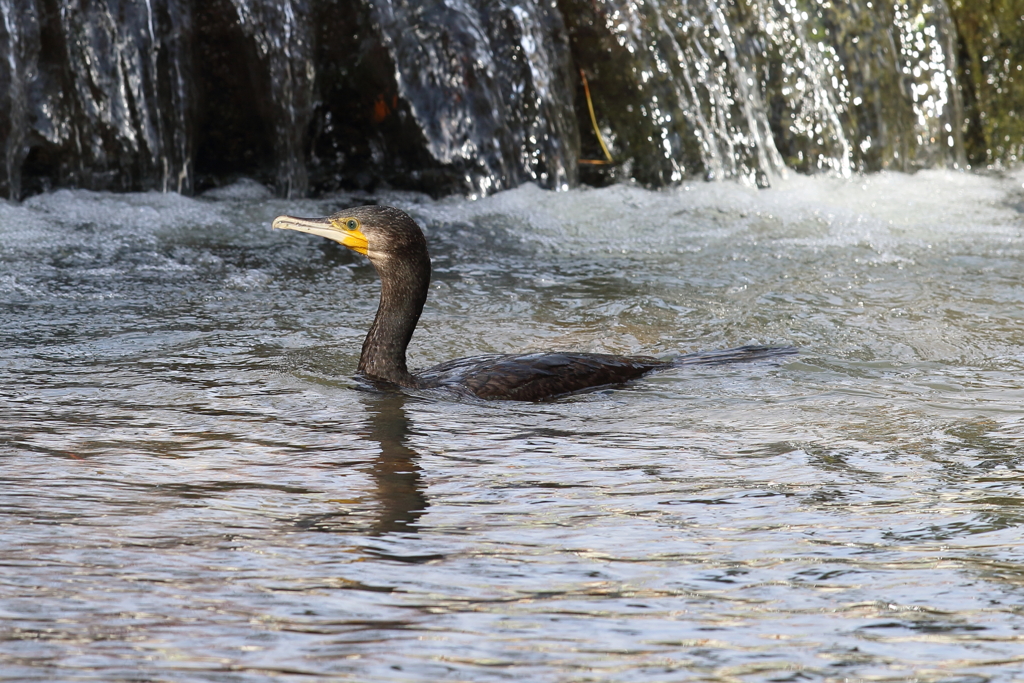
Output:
left=273, top=205, right=795, bottom=401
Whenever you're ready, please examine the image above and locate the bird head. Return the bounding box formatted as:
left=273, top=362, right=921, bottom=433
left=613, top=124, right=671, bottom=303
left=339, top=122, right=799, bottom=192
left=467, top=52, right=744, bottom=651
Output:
left=272, top=205, right=426, bottom=263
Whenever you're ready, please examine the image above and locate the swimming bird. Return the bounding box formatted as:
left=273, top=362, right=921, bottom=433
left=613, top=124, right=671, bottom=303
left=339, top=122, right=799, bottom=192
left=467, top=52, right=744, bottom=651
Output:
left=273, top=205, right=795, bottom=401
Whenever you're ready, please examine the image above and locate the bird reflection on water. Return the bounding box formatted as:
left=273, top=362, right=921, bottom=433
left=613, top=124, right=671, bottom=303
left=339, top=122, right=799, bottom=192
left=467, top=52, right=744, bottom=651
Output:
left=360, top=393, right=428, bottom=536
left=293, top=393, right=430, bottom=542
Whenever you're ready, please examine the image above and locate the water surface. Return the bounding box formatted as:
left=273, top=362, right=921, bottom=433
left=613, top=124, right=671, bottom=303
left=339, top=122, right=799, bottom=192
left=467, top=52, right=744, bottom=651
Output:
left=3, top=172, right=1024, bottom=680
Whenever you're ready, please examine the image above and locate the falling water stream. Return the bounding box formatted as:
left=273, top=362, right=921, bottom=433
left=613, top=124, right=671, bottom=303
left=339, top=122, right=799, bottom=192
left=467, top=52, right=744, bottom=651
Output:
left=4, top=0, right=1019, bottom=198
left=3, top=170, right=1024, bottom=680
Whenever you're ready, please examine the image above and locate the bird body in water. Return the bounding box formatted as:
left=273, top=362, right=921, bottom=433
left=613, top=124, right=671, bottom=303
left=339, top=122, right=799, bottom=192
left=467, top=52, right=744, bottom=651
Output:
left=272, top=205, right=795, bottom=402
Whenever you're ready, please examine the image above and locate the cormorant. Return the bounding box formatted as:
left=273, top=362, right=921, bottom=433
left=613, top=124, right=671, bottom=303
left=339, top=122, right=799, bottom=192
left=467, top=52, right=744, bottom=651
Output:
left=273, top=205, right=795, bottom=401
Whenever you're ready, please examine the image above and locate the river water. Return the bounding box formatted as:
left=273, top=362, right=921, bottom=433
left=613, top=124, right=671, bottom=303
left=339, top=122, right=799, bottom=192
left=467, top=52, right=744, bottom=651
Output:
left=3, top=171, right=1024, bottom=681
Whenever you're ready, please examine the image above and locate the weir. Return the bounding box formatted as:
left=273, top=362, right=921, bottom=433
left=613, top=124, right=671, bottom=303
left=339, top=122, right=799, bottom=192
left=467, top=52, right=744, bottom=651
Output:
left=0, top=0, right=1020, bottom=199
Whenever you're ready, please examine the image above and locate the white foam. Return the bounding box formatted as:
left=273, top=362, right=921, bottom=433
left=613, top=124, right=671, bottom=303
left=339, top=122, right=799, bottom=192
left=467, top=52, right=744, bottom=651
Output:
left=390, top=170, right=1024, bottom=255
left=201, top=178, right=274, bottom=201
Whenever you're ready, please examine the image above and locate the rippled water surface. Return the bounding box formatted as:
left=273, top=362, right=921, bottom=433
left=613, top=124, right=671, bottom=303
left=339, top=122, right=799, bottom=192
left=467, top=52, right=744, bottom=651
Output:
left=4, top=172, right=1024, bottom=681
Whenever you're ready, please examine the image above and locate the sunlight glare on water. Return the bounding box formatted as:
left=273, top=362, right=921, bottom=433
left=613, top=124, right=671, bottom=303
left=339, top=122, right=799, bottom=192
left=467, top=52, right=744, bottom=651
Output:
left=3, top=170, right=1024, bottom=681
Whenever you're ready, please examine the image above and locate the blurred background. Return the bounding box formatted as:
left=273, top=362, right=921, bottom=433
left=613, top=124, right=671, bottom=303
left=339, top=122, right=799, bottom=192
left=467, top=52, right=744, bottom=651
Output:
left=1, top=0, right=1021, bottom=201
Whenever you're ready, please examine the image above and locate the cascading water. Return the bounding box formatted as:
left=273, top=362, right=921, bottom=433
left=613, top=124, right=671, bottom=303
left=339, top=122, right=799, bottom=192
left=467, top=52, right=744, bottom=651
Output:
left=0, top=0, right=1018, bottom=199
left=228, top=0, right=315, bottom=198
left=366, top=0, right=580, bottom=196
left=0, top=0, right=193, bottom=197
left=560, top=0, right=969, bottom=184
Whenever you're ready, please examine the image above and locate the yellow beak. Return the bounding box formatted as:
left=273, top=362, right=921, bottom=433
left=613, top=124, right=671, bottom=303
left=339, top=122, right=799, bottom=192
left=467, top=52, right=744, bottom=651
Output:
left=272, top=215, right=369, bottom=255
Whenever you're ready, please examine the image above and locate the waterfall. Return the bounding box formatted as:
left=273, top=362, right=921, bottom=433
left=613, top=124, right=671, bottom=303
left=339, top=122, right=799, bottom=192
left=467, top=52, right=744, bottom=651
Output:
left=0, top=0, right=1015, bottom=200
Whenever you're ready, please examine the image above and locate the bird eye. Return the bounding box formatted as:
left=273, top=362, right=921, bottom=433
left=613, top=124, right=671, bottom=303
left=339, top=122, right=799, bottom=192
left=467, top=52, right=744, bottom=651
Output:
left=346, top=219, right=358, bottom=231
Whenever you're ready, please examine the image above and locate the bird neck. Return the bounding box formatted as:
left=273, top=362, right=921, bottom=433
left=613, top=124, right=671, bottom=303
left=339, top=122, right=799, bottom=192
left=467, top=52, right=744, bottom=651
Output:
left=358, top=252, right=431, bottom=386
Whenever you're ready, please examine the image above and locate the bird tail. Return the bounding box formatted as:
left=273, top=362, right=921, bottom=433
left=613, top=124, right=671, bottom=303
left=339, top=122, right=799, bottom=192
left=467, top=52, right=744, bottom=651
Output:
left=671, top=344, right=798, bottom=367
